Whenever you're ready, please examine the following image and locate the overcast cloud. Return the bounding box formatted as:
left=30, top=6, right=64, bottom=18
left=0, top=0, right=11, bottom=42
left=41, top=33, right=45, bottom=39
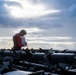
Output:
left=0, top=0, right=76, bottom=50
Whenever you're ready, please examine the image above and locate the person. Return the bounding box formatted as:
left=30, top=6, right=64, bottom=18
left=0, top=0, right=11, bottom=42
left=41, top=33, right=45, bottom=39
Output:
left=13, top=29, right=27, bottom=50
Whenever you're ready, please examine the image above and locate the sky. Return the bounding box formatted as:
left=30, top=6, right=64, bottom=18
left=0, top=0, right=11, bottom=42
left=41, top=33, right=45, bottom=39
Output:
left=0, top=0, right=76, bottom=50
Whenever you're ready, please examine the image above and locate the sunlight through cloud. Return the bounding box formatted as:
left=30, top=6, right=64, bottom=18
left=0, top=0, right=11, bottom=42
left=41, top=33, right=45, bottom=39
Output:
left=5, top=0, right=60, bottom=18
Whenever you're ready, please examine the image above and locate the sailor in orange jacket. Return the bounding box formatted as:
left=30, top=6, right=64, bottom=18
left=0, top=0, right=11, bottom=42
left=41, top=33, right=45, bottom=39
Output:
left=13, top=30, right=27, bottom=50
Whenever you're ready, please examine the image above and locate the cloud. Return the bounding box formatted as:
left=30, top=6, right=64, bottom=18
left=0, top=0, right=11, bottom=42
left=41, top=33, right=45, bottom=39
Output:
left=0, top=0, right=76, bottom=49
left=0, top=35, right=76, bottom=49
left=0, top=0, right=60, bottom=28
left=43, top=0, right=76, bottom=9
left=4, top=0, right=59, bottom=19
left=14, top=27, right=44, bottom=34
left=0, top=27, right=16, bottom=37
left=0, top=36, right=13, bottom=49
left=26, top=36, right=76, bottom=49
left=67, top=4, right=76, bottom=17
left=0, top=1, right=9, bottom=17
